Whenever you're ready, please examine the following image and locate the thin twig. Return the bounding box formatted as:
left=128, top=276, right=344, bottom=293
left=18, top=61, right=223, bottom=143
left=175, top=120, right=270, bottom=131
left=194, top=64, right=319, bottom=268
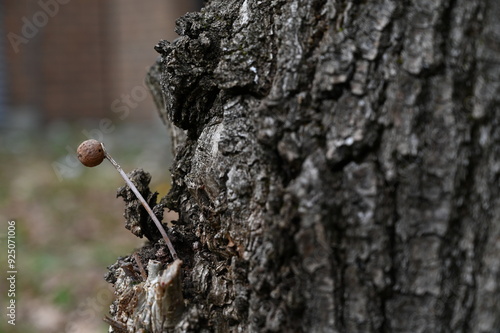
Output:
left=103, top=315, right=127, bottom=332
left=101, top=143, right=178, bottom=261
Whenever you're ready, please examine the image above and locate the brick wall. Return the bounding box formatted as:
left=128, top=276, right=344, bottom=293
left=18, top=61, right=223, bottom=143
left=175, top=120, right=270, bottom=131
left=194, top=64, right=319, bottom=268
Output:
left=3, top=0, right=199, bottom=122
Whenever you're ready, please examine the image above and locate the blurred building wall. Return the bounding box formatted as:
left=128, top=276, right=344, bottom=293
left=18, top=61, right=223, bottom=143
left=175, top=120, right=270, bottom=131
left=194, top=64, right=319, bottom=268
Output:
left=2, top=0, right=200, bottom=123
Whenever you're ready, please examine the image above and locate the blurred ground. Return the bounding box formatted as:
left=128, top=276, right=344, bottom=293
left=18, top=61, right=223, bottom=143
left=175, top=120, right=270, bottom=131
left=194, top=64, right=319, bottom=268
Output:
left=0, top=119, right=175, bottom=332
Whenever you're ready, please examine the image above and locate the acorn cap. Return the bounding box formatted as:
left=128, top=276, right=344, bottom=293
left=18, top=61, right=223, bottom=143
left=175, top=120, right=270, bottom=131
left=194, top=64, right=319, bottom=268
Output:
left=77, top=139, right=105, bottom=167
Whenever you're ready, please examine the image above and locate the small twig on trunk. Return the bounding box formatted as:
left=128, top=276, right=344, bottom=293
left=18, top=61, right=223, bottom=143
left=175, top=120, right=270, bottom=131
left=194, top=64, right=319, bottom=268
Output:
left=77, top=139, right=178, bottom=260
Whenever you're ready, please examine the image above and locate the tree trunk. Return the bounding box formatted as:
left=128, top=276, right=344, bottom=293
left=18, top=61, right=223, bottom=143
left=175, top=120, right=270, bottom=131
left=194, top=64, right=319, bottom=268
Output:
left=109, top=0, right=500, bottom=332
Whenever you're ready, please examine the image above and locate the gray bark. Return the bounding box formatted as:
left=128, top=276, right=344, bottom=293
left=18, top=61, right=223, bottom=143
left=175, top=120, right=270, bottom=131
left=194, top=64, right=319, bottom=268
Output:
left=109, top=0, right=500, bottom=332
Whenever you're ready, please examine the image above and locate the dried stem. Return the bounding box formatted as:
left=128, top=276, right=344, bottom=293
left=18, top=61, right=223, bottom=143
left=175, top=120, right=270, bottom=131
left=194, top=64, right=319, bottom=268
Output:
left=101, top=143, right=178, bottom=261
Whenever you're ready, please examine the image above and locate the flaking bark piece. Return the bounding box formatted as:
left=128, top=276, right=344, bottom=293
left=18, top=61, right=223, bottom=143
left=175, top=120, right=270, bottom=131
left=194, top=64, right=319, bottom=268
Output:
left=117, top=168, right=165, bottom=243
left=109, top=259, right=185, bottom=332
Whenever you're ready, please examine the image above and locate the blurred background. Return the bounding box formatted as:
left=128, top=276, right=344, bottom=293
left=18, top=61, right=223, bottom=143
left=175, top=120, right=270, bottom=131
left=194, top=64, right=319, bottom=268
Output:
left=0, top=1, right=201, bottom=332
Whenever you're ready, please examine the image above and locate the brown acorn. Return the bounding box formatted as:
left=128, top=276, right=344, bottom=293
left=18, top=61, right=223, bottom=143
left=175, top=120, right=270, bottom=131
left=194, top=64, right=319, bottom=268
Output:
left=77, top=139, right=105, bottom=167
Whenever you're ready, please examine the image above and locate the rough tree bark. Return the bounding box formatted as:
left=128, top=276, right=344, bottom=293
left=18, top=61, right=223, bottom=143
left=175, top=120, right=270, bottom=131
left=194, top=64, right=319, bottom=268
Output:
left=107, top=0, right=500, bottom=332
